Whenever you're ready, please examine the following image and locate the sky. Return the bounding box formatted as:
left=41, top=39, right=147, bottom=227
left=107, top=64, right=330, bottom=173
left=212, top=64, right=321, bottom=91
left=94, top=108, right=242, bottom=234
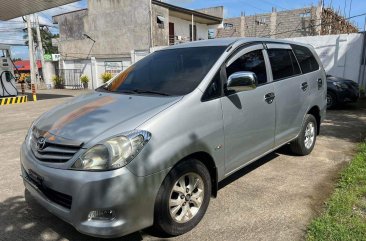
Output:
left=1, top=0, right=365, bottom=60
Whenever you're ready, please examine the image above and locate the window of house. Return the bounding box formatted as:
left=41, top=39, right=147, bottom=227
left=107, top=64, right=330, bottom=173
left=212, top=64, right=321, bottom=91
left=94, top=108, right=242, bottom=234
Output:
left=226, top=49, right=268, bottom=86
left=267, top=49, right=301, bottom=81
left=157, top=15, right=165, bottom=29
left=291, top=45, right=319, bottom=73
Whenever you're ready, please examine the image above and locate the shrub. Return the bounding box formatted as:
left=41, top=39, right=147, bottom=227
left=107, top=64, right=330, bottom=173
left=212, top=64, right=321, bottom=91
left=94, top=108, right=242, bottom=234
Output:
left=52, top=75, right=63, bottom=89
left=360, top=87, right=365, bottom=97
left=80, top=75, right=89, bottom=84
left=101, top=72, right=113, bottom=83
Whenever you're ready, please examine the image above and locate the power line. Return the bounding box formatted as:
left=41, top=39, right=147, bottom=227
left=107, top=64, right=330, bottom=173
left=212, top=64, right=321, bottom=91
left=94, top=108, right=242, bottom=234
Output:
left=348, top=0, right=353, bottom=18
left=0, top=43, right=27, bottom=46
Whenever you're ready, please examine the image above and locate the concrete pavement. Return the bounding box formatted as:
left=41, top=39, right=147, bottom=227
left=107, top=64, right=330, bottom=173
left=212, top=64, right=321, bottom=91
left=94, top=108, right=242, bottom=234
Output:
left=0, top=92, right=365, bottom=241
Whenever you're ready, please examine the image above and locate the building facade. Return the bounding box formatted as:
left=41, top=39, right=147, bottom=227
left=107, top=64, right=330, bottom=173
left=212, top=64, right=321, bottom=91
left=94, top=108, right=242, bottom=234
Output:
left=52, top=0, right=223, bottom=89
left=216, top=4, right=358, bottom=39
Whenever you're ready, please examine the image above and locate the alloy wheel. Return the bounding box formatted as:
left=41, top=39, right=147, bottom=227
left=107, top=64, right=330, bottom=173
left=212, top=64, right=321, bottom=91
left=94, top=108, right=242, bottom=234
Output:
left=304, top=122, right=315, bottom=149
left=169, top=173, right=204, bottom=223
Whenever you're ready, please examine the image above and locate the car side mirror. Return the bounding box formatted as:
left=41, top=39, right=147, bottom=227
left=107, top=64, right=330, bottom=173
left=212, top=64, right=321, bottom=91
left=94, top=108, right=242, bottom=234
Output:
left=226, top=71, right=257, bottom=93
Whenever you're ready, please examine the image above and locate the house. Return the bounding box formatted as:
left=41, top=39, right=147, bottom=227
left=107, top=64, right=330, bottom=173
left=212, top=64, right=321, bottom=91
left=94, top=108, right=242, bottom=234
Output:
left=52, top=0, right=223, bottom=89
left=14, top=60, right=42, bottom=73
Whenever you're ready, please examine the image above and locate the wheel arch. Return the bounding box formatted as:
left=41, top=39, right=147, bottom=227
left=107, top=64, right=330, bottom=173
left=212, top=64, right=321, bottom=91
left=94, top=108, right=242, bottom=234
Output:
left=307, top=105, right=321, bottom=135
left=173, top=151, right=218, bottom=198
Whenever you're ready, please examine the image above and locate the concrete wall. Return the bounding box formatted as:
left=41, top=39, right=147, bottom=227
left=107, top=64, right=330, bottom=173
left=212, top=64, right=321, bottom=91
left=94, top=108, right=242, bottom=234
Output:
left=152, top=4, right=169, bottom=46
left=195, top=6, right=224, bottom=19
left=216, top=17, right=242, bottom=38
left=217, top=6, right=319, bottom=39
left=286, top=33, right=366, bottom=87
left=275, top=7, right=318, bottom=38
left=54, top=0, right=151, bottom=59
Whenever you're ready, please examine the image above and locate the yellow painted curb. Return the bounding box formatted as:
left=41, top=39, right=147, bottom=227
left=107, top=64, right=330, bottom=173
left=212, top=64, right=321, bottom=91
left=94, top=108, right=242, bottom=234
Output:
left=0, top=96, right=28, bottom=106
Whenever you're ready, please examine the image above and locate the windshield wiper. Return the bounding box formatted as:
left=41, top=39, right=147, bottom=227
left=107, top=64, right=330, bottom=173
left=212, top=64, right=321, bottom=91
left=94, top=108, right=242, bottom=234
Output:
left=130, top=89, right=171, bottom=96
left=119, top=89, right=139, bottom=94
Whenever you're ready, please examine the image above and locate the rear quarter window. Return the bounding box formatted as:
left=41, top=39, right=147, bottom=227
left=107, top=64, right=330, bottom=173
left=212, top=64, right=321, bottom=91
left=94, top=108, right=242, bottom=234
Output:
left=291, top=44, right=320, bottom=74
left=267, top=49, right=301, bottom=81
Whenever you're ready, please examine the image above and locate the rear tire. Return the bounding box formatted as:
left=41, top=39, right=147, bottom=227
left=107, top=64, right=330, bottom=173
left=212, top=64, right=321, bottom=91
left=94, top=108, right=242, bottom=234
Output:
left=290, top=114, right=317, bottom=156
left=326, top=92, right=337, bottom=109
left=153, top=159, right=211, bottom=236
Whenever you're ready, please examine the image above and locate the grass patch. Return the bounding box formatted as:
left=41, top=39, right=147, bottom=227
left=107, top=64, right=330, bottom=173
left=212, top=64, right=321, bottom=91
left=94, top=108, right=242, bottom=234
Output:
left=307, top=142, right=366, bottom=241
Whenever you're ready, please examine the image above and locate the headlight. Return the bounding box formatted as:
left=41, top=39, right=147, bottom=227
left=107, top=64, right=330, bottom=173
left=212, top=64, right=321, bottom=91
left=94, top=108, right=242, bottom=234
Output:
left=332, top=81, right=348, bottom=89
left=25, top=122, right=35, bottom=142
left=71, top=130, right=151, bottom=171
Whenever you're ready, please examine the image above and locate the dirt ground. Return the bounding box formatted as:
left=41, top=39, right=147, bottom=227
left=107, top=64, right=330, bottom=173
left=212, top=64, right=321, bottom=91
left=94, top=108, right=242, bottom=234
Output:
left=0, top=90, right=365, bottom=241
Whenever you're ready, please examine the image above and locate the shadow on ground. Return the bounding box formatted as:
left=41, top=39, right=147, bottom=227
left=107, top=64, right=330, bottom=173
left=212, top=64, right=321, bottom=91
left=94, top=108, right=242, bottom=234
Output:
left=0, top=191, right=143, bottom=241
left=321, top=100, right=366, bottom=143
left=24, top=93, right=74, bottom=101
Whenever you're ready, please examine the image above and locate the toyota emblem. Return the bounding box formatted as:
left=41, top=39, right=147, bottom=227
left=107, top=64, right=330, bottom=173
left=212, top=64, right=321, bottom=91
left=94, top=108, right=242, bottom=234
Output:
left=36, top=137, right=46, bottom=150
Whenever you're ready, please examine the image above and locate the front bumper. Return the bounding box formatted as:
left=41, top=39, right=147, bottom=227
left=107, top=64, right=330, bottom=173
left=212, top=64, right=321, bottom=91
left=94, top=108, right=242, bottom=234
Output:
left=337, top=87, right=359, bottom=103
left=20, top=143, right=167, bottom=238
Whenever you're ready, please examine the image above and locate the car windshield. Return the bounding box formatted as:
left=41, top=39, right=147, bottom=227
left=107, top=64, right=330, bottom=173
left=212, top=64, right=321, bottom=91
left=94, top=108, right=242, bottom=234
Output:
left=97, top=46, right=226, bottom=96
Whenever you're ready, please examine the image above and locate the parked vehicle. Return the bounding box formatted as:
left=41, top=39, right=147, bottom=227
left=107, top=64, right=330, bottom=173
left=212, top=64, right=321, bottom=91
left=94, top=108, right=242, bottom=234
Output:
left=21, top=38, right=326, bottom=238
left=326, top=74, right=359, bottom=108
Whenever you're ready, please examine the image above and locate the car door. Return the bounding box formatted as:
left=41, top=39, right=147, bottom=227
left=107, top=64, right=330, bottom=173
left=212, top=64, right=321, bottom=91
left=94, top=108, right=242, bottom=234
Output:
left=221, top=44, right=276, bottom=174
left=266, top=44, right=309, bottom=146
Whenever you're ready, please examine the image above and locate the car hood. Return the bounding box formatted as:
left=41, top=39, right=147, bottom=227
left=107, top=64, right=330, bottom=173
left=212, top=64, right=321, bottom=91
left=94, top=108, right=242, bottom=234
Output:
left=326, top=76, right=353, bottom=83
left=34, top=91, right=181, bottom=144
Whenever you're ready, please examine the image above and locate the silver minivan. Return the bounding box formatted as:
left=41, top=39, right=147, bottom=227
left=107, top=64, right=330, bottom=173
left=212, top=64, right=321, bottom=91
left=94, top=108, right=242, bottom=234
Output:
left=21, top=38, right=326, bottom=238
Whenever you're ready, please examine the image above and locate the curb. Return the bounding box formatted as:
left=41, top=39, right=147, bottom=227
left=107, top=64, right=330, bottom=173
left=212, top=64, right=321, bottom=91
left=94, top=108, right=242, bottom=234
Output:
left=0, top=96, right=28, bottom=106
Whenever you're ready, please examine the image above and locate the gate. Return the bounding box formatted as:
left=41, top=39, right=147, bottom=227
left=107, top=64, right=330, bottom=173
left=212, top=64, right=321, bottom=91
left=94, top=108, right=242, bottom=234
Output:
left=56, top=69, right=83, bottom=89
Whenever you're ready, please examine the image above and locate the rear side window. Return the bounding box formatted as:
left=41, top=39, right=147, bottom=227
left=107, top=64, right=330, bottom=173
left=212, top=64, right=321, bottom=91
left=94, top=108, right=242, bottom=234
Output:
left=291, top=45, right=319, bottom=73
left=267, top=49, right=301, bottom=81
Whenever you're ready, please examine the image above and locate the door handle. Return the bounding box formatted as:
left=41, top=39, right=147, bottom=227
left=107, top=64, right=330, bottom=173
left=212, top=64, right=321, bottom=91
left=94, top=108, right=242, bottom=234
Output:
left=264, top=92, right=275, bottom=104
left=317, top=78, right=323, bottom=89
left=301, top=82, right=308, bottom=91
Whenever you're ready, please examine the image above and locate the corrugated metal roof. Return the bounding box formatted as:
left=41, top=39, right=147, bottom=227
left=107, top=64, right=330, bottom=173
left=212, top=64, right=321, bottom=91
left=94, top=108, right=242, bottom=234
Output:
left=0, top=0, right=79, bottom=20
left=14, top=60, right=42, bottom=71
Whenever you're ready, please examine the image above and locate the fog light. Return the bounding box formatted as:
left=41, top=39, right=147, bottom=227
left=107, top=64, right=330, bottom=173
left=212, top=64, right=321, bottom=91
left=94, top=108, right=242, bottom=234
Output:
left=88, top=210, right=116, bottom=221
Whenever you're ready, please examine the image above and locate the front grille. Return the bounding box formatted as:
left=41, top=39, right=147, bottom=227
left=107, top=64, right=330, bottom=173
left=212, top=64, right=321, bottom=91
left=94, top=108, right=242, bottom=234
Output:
left=41, top=185, right=73, bottom=209
left=30, top=131, right=82, bottom=163
left=26, top=170, right=73, bottom=209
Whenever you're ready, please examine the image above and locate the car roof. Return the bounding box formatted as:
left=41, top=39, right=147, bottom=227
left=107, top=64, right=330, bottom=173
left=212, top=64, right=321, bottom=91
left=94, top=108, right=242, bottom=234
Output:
left=164, top=37, right=312, bottom=49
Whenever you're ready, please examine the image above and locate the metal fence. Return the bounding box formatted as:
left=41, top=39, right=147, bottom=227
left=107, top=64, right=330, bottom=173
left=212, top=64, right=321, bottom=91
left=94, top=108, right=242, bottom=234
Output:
left=56, top=69, right=83, bottom=89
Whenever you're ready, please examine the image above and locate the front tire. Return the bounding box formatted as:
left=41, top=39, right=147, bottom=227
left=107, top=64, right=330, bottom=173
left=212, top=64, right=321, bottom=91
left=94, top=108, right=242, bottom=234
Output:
left=153, top=159, right=211, bottom=236
left=290, top=114, right=317, bottom=156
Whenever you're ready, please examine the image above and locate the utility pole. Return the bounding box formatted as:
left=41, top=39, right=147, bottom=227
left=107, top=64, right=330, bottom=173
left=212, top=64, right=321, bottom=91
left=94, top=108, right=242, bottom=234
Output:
left=27, top=15, right=37, bottom=91
left=35, top=14, right=45, bottom=83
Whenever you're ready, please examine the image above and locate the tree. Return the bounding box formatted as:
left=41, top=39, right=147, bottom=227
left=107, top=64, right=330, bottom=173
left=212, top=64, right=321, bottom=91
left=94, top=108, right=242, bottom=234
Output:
left=23, top=27, right=58, bottom=54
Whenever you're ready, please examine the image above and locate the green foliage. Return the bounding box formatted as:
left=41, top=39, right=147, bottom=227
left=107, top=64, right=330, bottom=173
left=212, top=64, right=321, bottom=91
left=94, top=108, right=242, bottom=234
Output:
left=307, top=142, right=366, bottom=241
left=24, top=27, right=58, bottom=54
left=80, top=75, right=89, bottom=84
left=360, top=87, right=365, bottom=97
left=101, top=72, right=113, bottom=83
left=52, top=75, right=63, bottom=89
